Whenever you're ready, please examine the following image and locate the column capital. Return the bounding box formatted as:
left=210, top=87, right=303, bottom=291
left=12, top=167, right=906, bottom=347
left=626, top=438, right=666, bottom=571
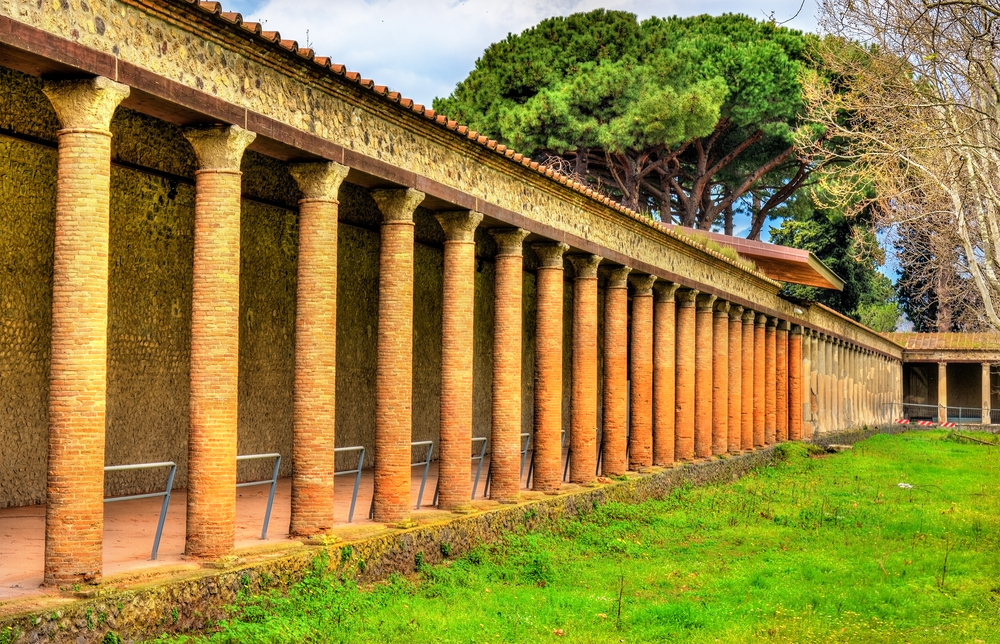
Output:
left=532, top=242, right=570, bottom=268
left=777, top=319, right=791, bottom=332
left=606, top=265, right=632, bottom=288
left=436, top=210, right=484, bottom=242
left=372, top=188, right=425, bottom=222
left=696, top=293, right=717, bottom=310
left=568, top=254, right=602, bottom=278
left=676, top=288, right=699, bottom=307
left=742, top=308, right=756, bottom=324
left=714, top=300, right=730, bottom=317
left=765, top=316, right=778, bottom=329
left=729, top=304, right=744, bottom=320
left=289, top=161, right=350, bottom=201
left=755, top=313, right=768, bottom=327
left=653, top=282, right=680, bottom=303
left=629, top=274, right=657, bottom=296
left=791, top=324, right=804, bottom=335
left=183, top=125, right=256, bottom=171
left=490, top=228, right=529, bottom=256
left=42, top=76, right=129, bottom=132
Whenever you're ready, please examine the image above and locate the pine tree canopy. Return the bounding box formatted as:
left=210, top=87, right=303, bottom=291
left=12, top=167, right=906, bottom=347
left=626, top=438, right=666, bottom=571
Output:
left=434, top=11, right=818, bottom=235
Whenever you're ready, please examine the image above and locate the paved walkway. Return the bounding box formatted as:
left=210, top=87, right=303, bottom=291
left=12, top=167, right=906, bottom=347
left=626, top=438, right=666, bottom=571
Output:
left=0, top=458, right=509, bottom=602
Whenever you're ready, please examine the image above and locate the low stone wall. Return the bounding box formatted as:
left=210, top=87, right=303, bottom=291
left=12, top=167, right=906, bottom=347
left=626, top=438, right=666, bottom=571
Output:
left=0, top=447, right=776, bottom=644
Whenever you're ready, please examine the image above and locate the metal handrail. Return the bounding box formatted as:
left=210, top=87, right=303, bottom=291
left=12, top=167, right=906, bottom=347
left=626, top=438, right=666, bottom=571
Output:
left=525, top=430, right=569, bottom=488
left=369, top=440, right=435, bottom=519
left=333, top=446, right=365, bottom=523
left=470, top=437, right=488, bottom=500
left=236, top=453, right=281, bottom=540
left=433, top=437, right=490, bottom=505
left=104, top=461, right=176, bottom=560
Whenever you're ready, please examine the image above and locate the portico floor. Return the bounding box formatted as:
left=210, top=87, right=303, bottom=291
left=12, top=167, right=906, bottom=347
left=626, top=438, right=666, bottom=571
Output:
left=0, top=457, right=520, bottom=603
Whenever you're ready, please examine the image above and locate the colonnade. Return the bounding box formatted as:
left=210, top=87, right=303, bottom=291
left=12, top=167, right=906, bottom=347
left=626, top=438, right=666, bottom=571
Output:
left=804, top=332, right=900, bottom=433
left=37, top=75, right=896, bottom=585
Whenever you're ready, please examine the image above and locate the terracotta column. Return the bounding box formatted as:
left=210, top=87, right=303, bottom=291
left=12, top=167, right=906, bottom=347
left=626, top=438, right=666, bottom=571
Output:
left=629, top=274, right=656, bottom=469
left=753, top=314, right=767, bottom=447
left=371, top=188, right=425, bottom=525
left=833, top=340, right=843, bottom=430
left=183, top=124, right=256, bottom=558
left=532, top=242, right=569, bottom=493
left=764, top=318, right=777, bottom=445
left=41, top=77, right=129, bottom=584
left=488, top=229, right=529, bottom=503
left=695, top=294, right=717, bottom=458
left=979, top=362, right=990, bottom=425
left=288, top=161, right=350, bottom=537
left=728, top=305, right=744, bottom=453
left=789, top=326, right=803, bottom=441
left=675, top=289, right=698, bottom=460
left=568, top=254, right=602, bottom=483
left=741, top=309, right=756, bottom=450
left=602, top=266, right=631, bottom=475
left=776, top=321, right=789, bottom=442
left=938, top=361, right=948, bottom=424
left=436, top=211, right=483, bottom=512
left=712, top=300, right=730, bottom=456
left=653, top=283, right=679, bottom=465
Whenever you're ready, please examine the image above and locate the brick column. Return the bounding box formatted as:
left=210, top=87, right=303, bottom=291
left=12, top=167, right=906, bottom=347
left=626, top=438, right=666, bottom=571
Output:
left=287, top=161, right=350, bottom=537
left=712, top=300, right=729, bottom=456
left=764, top=318, right=777, bottom=445
left=488, top=229, right=529, bottom=503
left=532, top=242, right=569, bottom=493
left=695, top=294, right=716, bottom=459
left=938, top=361, right=948, bottom=424
left=602, top=266, right=631, bottom=475
left=629, top=274, right=656, bottom=470
left=741, top=309, right=756, bottom=450
left=776, top=321, right=789, bottom=442
left=568, top=254, right=602, bottom=484
left=371, top=188, right=425, bottom=524
left=728, top=306, right=744, bottom=453
left=982, top=362, right=991, bottom=425
left=789, top=326, right=803, bottom=441
left=675, top=289, right=698, bottom=460
left=41, top=77, right=129, bottom=584
left=183, top=124, right=256, bottom=558
left=436, top=211, right=484, bottom=512
left=653, top=283, right=679, bottom=465
left=753, top=314, right=766, bottom=447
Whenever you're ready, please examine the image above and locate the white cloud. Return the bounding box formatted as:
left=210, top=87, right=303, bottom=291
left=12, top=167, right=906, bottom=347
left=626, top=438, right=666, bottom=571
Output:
left=223, top=0, right=819, bottom=107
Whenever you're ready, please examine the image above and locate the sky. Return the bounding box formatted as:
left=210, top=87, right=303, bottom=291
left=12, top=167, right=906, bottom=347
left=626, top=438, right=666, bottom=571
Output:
left=220, top=0, right=820, bottom=109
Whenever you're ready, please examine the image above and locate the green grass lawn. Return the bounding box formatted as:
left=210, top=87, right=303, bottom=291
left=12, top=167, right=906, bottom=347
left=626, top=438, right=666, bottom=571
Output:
left=159, top=430, right=1000, bottom=643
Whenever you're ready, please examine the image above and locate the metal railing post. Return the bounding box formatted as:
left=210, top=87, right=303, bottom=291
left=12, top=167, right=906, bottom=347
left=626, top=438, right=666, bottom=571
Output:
left=334, top=446, right=365, bottom=523
left=103, top=461, right=177, bottom=560
left=236, top=453, right=282, bottom=540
